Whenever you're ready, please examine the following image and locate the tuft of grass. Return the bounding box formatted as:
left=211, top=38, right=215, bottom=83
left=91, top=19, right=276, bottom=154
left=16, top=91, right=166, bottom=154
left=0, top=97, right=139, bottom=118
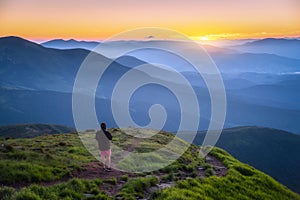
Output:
left=117, top=176, right=159, bottom=199
left=103, top=177, right=117, bottom=185
left=205, top=168, right=215, bottom=177
left=0, top=178, right=106, bottom=200
left=0, top=186, right=15, bottom=200
left=120, top=175, right=129, bottom=182
left=15, top=189, right=41, bottom=200
left=86, top=192, right=111, bottom=200
left=161, top=173, right=174, bottom=183
left=234, top=165, right=255, bottom=176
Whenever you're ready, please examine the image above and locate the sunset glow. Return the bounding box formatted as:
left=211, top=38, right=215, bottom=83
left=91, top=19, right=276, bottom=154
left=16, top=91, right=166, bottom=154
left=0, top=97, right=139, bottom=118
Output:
left=0, top=0, right=299, bottom=41
left=198, top=36, right=210, bottom=41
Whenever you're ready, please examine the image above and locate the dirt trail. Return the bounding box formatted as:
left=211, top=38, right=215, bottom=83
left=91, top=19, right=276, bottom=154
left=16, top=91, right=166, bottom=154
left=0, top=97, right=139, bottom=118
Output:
left=205, top=155, right=228, bottom=176
left=72, top=162, right=136, bottom=196
left=71, top=162, right=134, bottom=180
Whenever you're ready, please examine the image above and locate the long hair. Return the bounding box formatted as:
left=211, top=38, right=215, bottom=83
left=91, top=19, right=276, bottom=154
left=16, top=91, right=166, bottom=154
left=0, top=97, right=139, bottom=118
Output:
left=100, top=123, right=106, bottom=131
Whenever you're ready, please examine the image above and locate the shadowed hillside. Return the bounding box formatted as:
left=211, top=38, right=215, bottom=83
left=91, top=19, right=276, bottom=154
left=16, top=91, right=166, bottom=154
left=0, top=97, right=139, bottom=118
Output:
left=0, top=124, right=75, bottom=138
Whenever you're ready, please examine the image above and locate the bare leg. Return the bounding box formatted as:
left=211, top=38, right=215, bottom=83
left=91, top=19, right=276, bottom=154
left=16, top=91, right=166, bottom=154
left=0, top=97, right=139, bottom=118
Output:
left=100, top=152, right=106, bottom=168
left=107, top=155, right=111, bottom=168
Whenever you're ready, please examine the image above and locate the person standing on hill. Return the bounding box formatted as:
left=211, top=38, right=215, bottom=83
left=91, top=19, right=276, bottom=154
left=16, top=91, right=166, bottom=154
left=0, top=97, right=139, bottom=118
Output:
left=96, top=122, right=113, bottom=172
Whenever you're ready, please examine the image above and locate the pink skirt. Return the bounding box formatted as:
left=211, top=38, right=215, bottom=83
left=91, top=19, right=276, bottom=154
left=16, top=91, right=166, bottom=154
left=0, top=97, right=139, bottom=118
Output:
left=100, top=149, right=111, bottom=157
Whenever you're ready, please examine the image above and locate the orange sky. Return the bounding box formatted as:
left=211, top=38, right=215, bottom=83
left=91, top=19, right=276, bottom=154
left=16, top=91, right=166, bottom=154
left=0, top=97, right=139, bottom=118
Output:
left=0, top=0, right=299, bottom=41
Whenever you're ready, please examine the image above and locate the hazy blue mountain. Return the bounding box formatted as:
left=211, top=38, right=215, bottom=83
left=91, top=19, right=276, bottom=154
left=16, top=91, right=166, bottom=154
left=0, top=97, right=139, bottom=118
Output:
left=89, top=40, right=237, bottom=60
left=0, top=85, right=204, bottom=132
left=224, top=72, right=300, bottom=111
left=210, top=52, right=300, bottom=74
left=229, top=38, right=300, bottom=59
left=41, top=39, right=100, bottom=50
left=229, top=81, right=300, bottom=110
left=0, top=86, right=124, bottom=130
left=0, top=36, right=90, bottom=92
left=40, top=38, right=300, bottom=74
left=97, top=40, right=300, bottom=74
left=200, top=39, right=257, bottom=47
left=224, top=94, right=300, bottom=133
left=0, top=36, right=146, bottom=93
left=114, top=55, right=146, bottom=68
left=0, top=87, right=74, bottom=127
left=192, top=126, right=300, bottom=193
left=1, top=36, right=300, bottom=133
left=181, top=71, right=257, bottom=89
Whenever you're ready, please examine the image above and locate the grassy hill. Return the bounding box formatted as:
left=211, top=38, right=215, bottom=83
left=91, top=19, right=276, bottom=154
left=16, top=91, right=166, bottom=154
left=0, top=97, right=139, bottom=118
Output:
left=0, top=128, right=299, bottom=199
left=193, top=126, right=300, bottom=193
left=0, top=124, right=75, bottom=138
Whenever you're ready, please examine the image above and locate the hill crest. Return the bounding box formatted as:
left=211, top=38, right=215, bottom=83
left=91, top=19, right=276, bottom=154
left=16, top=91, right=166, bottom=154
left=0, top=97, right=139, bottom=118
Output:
left=0, top=128, right=299, bottom=199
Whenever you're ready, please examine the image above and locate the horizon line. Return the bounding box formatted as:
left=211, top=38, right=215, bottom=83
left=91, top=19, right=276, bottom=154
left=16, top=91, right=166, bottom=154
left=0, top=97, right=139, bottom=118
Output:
left=1, top=34, right=300, bottom=44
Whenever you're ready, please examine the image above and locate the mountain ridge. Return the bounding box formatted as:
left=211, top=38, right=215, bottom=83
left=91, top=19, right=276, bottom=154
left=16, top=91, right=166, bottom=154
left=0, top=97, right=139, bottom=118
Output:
left=41, top=38, right=100, bottom=50
left=1, top=36, right=300, bottom=133
left=0, top=123, right=75, bottom=138
left=230, top=38, right=300, bottom=59
left=244, top=38, right=300, bottom=45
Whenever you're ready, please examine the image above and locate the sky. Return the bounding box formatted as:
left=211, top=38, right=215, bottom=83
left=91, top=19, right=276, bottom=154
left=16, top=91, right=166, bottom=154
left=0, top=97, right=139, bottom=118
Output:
left=0, top=0, right=299, bottom=42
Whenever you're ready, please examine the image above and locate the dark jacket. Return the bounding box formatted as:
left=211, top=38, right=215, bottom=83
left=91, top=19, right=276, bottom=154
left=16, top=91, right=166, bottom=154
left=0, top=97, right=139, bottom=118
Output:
left=95, top=129, right=112, bottom=151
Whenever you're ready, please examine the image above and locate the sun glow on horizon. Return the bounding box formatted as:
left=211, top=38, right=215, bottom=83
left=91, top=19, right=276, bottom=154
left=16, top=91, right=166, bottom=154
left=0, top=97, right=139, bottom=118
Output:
left=198, top=36, right=210, bottom=41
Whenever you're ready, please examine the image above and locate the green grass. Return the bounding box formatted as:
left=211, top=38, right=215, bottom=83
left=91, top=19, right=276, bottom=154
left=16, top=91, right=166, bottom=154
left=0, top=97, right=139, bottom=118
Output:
left=79, top=128, right=199, bottom=173
left=0, top=176, right=159, bottom=200
left=103, top=178, right=117, bottom=185
left=117, top=176, right=159, bottom=199
left=0, top=133, right=94, bottom=184
left=120, top=175, right=129, bottom=182
left=0, top=178, right=105, bottom=200
left=154, top=148, right=300, bottom=200
left=0, top=128, right=300, bottom=199
left=193, top=126, right=300, bottom=193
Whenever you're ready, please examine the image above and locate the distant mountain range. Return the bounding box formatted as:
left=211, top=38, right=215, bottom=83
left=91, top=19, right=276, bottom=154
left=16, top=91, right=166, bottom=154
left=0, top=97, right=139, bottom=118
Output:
left=0, top=36, right=90, bottom=92
left=230, top=38, right=300, bottom=59
left=41, top=37, right=300, bottom=60
left=192, top=126, right=300, bottom=193
left=210, top=52, right=300, bottom=74
left=40, top=37, right=300, bottom=73
left=0, top=36, right=147, bottom=92
left=41, top=39, right=99, bottom=50
left=1, top=36, right=300, bottom=133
